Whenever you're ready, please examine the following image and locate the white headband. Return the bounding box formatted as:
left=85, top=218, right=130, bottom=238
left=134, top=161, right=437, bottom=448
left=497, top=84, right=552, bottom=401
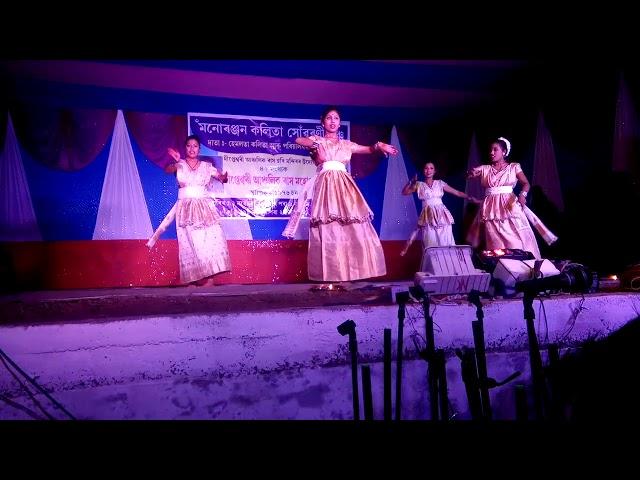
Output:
left=498, top=137, right=511, bottom=156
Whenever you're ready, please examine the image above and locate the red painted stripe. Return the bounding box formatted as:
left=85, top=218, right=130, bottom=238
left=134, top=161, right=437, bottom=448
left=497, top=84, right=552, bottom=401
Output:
left=1, top=240, right=420, bottom=290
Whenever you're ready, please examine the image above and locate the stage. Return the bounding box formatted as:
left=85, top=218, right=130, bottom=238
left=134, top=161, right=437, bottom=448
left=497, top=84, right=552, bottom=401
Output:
left=1, top=282, right=639, bottom=420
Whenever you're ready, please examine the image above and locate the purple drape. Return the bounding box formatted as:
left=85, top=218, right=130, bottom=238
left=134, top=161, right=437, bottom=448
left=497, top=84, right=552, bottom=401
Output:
left=124, top=112, right=187, bottom=169
left=612, top=74, right=639, bottom=180
left=532, top=112, right=564, bottom=212
left=350, top=124, right=391, bottom=178
left=11, top=106, right=117, bottom=171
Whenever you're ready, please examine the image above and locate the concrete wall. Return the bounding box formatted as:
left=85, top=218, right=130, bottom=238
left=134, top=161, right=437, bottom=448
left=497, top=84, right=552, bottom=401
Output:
left=1, top=293, right=638, bottom=420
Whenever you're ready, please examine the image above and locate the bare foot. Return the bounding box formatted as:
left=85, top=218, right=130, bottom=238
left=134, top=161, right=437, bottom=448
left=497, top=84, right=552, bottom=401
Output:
left=192, top=277, right=217, bottom=287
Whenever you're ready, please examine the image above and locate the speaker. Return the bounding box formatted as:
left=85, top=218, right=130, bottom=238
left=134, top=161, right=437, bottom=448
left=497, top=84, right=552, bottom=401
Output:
left=492, top=258, right=560, bottom=296
left=415, top=245, right=491, bottom=294
left=475, top=248, right=535, bottom=272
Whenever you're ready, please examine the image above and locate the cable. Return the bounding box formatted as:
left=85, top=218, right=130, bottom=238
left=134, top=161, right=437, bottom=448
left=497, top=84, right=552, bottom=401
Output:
left=428, top=303, right=442, bottom=333
left=0, top=394, right=46, bottom=420
left=557, top=294, right=587, bottom=345
left=405, top=307, right=427, bottom=348
left=0, top=353, right=55, bottom=420
left=0, top=347, right=76, bottom=420
left=537, top=297, right=550, bottom=345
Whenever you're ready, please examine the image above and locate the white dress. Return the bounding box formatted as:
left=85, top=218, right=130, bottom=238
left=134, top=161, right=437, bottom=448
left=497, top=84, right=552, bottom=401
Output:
left=415, top=180, right=455, bottom=270
left=147, top=160, right=231, bottom=283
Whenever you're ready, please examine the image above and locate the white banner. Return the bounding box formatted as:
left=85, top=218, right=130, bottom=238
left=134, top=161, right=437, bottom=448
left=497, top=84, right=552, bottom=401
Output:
left=189, top=112, right=350, bottom=218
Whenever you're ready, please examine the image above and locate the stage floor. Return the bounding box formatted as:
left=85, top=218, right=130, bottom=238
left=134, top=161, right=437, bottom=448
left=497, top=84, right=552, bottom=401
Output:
left=2, top=280, right=637, bottom=326
left=1, top=281, right=415, bottom=325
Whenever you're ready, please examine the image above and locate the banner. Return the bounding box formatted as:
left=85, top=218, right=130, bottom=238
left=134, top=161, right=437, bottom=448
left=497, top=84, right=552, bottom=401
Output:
left=188, top=113, right=350, bottom=218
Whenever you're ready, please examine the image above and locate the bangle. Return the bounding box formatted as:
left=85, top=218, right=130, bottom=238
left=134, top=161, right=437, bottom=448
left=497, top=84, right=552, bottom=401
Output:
left=519, top=191, right=528, bottom=197
left=374, top=141, right=381, bottom=151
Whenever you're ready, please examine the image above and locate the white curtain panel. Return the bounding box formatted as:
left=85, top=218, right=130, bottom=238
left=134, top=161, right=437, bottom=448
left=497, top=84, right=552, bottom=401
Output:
left=0, top=113, right=42, bottom=241
left=93, top=110, right=153, bottom=240
left=380, top=126, right=418, bottom=240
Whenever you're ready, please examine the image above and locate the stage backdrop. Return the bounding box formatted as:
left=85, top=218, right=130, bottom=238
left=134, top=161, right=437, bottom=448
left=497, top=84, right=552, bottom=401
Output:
left=0, top=108, right=424, bottom=290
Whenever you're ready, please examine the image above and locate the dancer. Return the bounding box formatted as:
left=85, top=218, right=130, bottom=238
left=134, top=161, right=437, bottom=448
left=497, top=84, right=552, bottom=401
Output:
left=401, top=162, right=479, bottom=270
left=295, top=106, right=398, bottom=281
left=146, top=135, right=231, bottom=285
left=466, top=137, right=557, bottom=258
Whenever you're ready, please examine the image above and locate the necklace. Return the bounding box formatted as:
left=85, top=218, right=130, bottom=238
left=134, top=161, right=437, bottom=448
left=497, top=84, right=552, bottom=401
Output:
left=491, top=162, right=508, bottom=173
left=186, top=159, right=199, bottom=170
